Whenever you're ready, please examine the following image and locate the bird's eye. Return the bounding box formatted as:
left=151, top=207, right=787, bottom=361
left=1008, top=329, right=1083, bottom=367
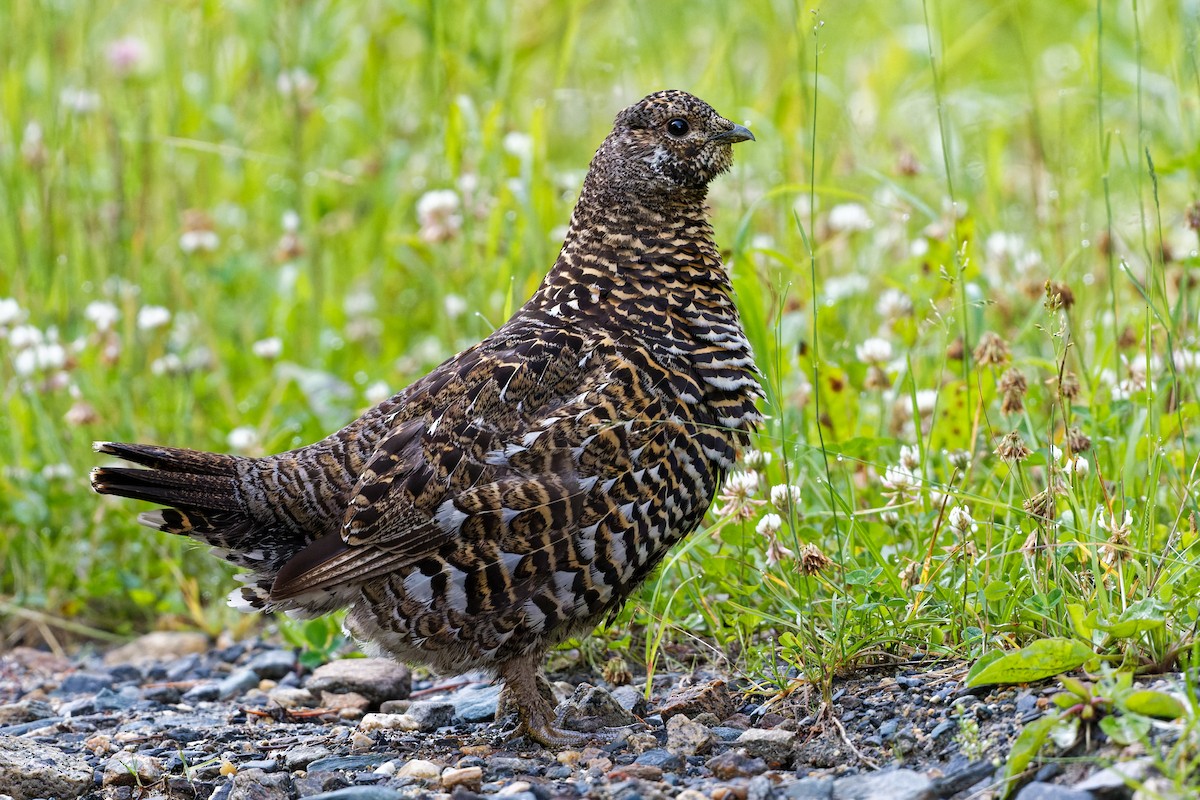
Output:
left=666, top=118, right=690, bottom=138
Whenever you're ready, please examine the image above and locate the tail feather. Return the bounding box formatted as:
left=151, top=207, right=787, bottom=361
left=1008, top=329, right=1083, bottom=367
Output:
left=91, top=440, right=304, bottom=612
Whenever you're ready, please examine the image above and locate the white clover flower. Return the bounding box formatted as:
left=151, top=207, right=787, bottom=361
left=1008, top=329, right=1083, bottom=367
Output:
left=344, top=287, right=377, bottom=317
left=948, top=504, right=975, bottom=534
left=821, top=274, right=869, bottom=303
left=150, top=353, right=183, bottom=375
left=226, top=426, right=258, bottom=452
left=1097, top=507, right=1133, bottom=535
left=0, top=298, right=22, bottom=328
left=875, top=288, right=912, bottom=319
left=770, top=483, right=803, bottom=512
left=443, top=294, right=468, bottom=319
left=743, top=449, right=772, bottom=470
left=827, top=202, right=872, bottom=233
left=13, top=343, right=66, bottom=376
left=252, top=337, right=282, bottom=359
left=725, top=471, right=759, bottom=497
left=898, top=444, right=921, bottom=471
left=756, top=513, right=784, bottom=538
left=21, top=122, right=45, bottom=166
left=1069, top=456, right=1089, bottom=476
left=416, top=189, right=462, bottom=243
left=85, top=301, right=120, bottom=332
left=881, top=464, right=921, bottom=498
left=137, top=305, right=172, bottom=331
left=1048, top=445, right=1063, bottom=463
left=503, top=131, right=534, bottom=160
left=106, top=36, right=149, bottom=77
left=8, top=324, right=42, bottom=350
left=986, top=231, right=1025, bottom=263
left=60, top=87, right=100, bottom=114
left=179, top=229, right=219, bottom=253
left=364, top=381, right=392, bottom=405
left=915, top=389, right=939, bottom=417
left=282, top=210, right=301, bottom=233
left=40, top=463, right=74, bottom=481
left=855, top=337, right=893, bottom=366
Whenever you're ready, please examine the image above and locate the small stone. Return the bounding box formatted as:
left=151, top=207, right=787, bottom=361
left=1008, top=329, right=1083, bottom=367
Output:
left=608, top=763, right=664, bottom=781
left=666, top=713, right=716, bottom=756
left=712, top=785, right=749, bottom=800
left=105, top=631, right=209, bottom=665
left=359, top=712, right=420, bottom=732
left=57, top=671, right=114, bottom=694
left=441, top=766, right=484, bottom=791
left=559, top=684, right=638, bottom=732
left=405, top=699, right=455, bottom=731
left=307, top=755, right=391, bottom=773
left=143, top=684, right=183, bottom=704
left=448, top=683, right=502, bottom=722
left=395, top=759, right=444, bottom=781
left=218, top=667, right=261, bottom=699
left=930, top=719, right=956, bottom=741
left=305, top=789, right=405, bottom=800
left=610, top=685, right=649, bottom=715
left=1074, top=757, right=1155, bottom=792
left=0, top=700, right=54, bottom=726
left=350, top=731, right=375, bottom=752
left=103, top=752, right=163, bottom=787
left=306, top=658, right=411, bottom=704
left=781, top=777, right=834, bottom=800
left=321, top=690, right=373, bottom=714
left=736, top=727, right=796, bottom=768
left=656, top=678, right=736, bottom=722
left=0, top=738, right=93, bottom=799
left=1133, top=777, right=1187, bottom=800
left=831, top=769, right=932, bottom=800
left=707, top=749, right=768, bottom=779
left=182, top=682, right=221, bottom=703
left=378, top=699, right=410, bottom=714
left=1013, top=783, right=1096, bottom=800
left=633, top=748, right=683, bottom=770
left=269, top=687, right=316, bottom=708
left=230, top=769, right=293, bottom=800
left=246, top=650, right=297, bottom=680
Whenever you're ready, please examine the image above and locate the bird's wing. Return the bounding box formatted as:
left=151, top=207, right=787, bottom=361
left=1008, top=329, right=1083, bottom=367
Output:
left=269, top=330, right=610, bottom=602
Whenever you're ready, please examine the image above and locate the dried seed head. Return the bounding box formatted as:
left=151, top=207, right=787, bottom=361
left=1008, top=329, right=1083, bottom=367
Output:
left=999, top=368, right=1028, bottom=415
left=973, top=331, right=1011, bottom=367
left=1056, top=371, right=1081, bottom=402
left=1186, top=201, right=1200, bottom=233
left=995, top=430, right=1032, bottom=463
left=1065, top=426, right=1091, bottom=454
left=1023, top=488, right=1056, bottom=523
left=798, top=542, right=832, bottom=575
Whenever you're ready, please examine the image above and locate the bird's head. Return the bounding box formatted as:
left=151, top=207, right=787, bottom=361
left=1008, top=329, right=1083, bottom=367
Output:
left=587, top=89, right=754, bottom=200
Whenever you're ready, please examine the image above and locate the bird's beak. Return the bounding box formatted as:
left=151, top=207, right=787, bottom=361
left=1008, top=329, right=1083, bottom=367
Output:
left=710, top=124, right=755, bottom=144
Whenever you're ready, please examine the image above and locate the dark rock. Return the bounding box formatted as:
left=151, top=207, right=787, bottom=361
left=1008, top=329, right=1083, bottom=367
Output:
left=831, top=768, right=933, bottom=800
left=711, top=726, right=746, bottom=742
left=94, top=686, right=140, bottom=711
left=405, top=699, right=455, bottom=731
left=246, top=650, right=296, bottom=680
left=930, top=719, right=956, bottom=741
left=930, top=761, right=996, bottom=797
left=560, top=684, right=638, bottom=732
left=107, top=664, right=143, bottom=684
left=448, top=683, right=502, bottom=723
left=239, top=759, right=278, bottom=772
left=634, top=749, right=682, bottom=770
left=304, top=789, right=405, bottom=800
left=781, top=778, right=834, bottom=800
left=735, top=728, right=796, bottom=768
left=143, top=684, right=183, bottom=704
left=610, top=685, right=650, bottom=715
left=228, top=768, right=293, bottom=800
left=218, top=667, right=260, bottom=699
left=58, top=671, right=114, bottom=695
left=1013, top=783, right=1096, bottom=800
left=307, top=755, right=391, bottom=773
left=707, top=749, right=768, bottom=779
left=182, top=682, right=221, bottom=703
left=0, top=699, right=55, bottom=725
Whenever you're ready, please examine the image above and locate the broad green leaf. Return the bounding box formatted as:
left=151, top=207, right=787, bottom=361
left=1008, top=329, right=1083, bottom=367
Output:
left=1058, top=675, right=1090, bottom=698
left=1066, top=603, right=1092, bottom=640
left=983, top=580, right=1011, bottom=602
left=1099, top=713, right=1150, bottom=745
left=1000, top=714, right=1059, bottom=799
left=966, top=639, right=1093, bottom=687
left=1121, top=690, right=1186, bottom=720
left=964, top=649, right=1006, bottom=686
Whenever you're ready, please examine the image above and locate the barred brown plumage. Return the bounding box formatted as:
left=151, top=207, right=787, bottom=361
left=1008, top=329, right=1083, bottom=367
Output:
left=90, top=89, right=760, bottom=747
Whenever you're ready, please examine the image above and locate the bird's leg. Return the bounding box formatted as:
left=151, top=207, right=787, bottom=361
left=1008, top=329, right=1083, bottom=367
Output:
left=497, top=653, right=589, bottom=748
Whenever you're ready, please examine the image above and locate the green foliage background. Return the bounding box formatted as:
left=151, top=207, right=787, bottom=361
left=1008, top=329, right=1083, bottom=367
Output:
left=2, top=0, right=1198, bottom=683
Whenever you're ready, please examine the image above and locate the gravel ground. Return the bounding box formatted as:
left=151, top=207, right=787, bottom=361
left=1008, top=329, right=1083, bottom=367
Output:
left=0, top=633, right=1189, bottom=800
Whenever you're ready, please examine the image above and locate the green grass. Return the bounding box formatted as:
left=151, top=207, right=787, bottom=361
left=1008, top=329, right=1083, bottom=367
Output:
left=2, top=0, right=1199, bottom=729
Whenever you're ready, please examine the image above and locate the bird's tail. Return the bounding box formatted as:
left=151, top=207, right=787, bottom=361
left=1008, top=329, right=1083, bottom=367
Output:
left=90, top=441, right=303, bottom=612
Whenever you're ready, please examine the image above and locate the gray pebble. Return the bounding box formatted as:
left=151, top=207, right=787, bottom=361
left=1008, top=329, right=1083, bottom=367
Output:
left=831, top=768, right=932, bottom=800
left=246, top=649, right=296, bottom=680
left=781, top=777, right=833, bottom=800
left=634, top=749, right=682, bottom=770
left=307, top=755, right=391, bottom=773
left=182, top=682, right=221, bottom=703
left=57, top=671, right=113, bottom=695
left=303, top=789, right=405, bottom=800
left=448, top=683, right=502, bottom=723
left=1013, top=782, right=1096, bottom=800
left=218, top=667, right=260, bottom=699
left=0, top=738, right=93, bottom=799
left=405, top=699, right=456, bottom=731
left=930, top=719, right=957, bottom=740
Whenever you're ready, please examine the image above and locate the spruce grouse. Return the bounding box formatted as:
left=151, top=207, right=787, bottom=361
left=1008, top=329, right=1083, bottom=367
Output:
left=91, top=89, right=760, bottom=746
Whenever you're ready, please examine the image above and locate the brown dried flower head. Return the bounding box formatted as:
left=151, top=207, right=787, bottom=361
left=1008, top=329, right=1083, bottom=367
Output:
left=798, top=542, right=832, bottom=576
left=1023, top=488, right=1056, bottom=523
left=1044, top=280, right=1075, bottom=311
left=995, top=430, right=1032, bottom=463
left=999, top=368, right=1028, bottom=415
left=1056, top=371, right=1081, bottom=402
left=1065, top=426, right=1091, bottom=454
left=973, top=331, right=1011, bottom=367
